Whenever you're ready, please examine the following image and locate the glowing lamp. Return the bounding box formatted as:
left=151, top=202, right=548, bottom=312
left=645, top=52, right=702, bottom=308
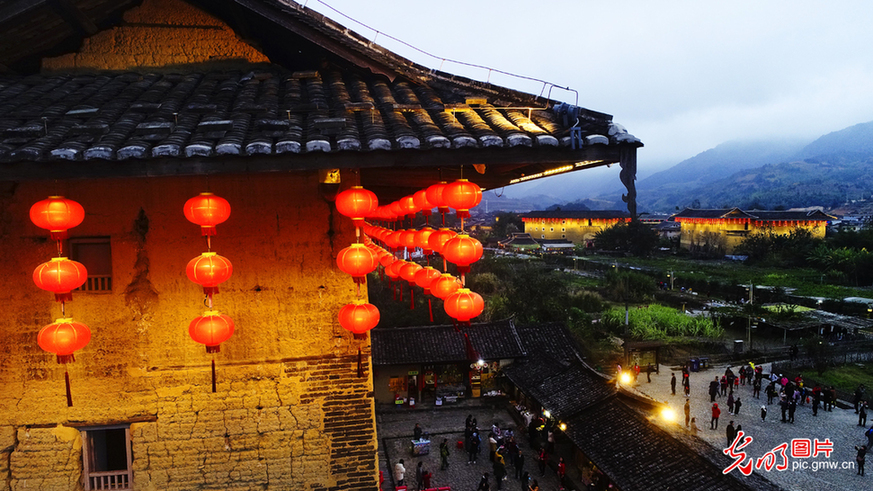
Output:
left=444, top=288, right=485, bottom=322
left=413, top=189, right=434, bottom=216
left=186, top=252, right=233, bottom=295
left=33, top=257, right=88, bottom=302
left=431, top=273, right=462, bottom=299
left=184, top=192, right=231, bottom=236
left=414, top=266, right=441, bottom=293
left=379, top=252, right=397, bottom=268
left=428, top=228, right=457, bottom=255
left=30, top=196, right=85, bottom=240
left=400, top=262, right=423, bottom=285
left=336, top=186, right=378, bottom=222
left=400, top=229, right=418, bottom=250
left=384, top=231, right=402, bottom=250
left=189, top=311, right=235, bottom=353
left=426, top=182, right=449, bottom=213
left=337, top=243, right=379, bottom=284
left=385, top=260, right=405, bottom=280
left=415, top=227, right=435, bottom=254
left=38, top=318, right=91, bottom=364
left=389, top=201, right=405, bottom=220
left=442, top=234, right=484, bottom=274
left=443, top=179, right=482, bottom=219
left=338, top=302, right=380, bottom=335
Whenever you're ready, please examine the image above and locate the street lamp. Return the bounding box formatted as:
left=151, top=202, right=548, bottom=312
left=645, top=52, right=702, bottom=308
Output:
left=667, top=270, right=674, bottom=290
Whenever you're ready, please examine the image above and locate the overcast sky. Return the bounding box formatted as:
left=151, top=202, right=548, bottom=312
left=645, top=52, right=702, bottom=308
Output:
left=305, top=0, right=873, bottom=172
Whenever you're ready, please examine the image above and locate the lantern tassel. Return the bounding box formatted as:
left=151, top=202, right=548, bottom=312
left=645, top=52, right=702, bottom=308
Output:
left=357, top=348, right=363, bottom=378
left=428, top=298, right=434, bottom=323
left=392, top=282, right=396, bottom=301
left=409, top=286, right=414, bottom=310
left=211, top=358, right=217, bottom=393
left=399, top=282, right=403, bottom=302
left=65, top=368, right=73, bottom=407
left=463, top=331, right=479, bottom=362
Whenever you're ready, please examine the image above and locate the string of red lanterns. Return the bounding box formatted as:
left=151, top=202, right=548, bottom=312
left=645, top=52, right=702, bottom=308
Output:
left=30, top=196, right=90, bottom=407
left=184, top=192, right=234, bottom=393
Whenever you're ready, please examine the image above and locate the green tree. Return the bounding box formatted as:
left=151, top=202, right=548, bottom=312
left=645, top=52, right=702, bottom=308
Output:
left=594, top=221, right=659, bottom=257
left=490, top=212, right=524, bottom=240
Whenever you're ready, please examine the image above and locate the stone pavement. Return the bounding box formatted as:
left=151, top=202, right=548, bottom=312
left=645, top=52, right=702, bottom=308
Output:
left=377, top=402, right=565, bottom=491
left=631, top=363, right=870, bottom=491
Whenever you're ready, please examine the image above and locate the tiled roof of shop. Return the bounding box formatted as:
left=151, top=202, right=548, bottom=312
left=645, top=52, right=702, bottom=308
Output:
left=371, top=319, right=526, bottom=366
left=564, top=398, right=778, bottom=491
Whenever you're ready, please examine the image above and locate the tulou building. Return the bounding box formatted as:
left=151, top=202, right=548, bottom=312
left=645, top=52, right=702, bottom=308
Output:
left=521, top=210, right=630, bottom=246
left=673, top=208, right=834, bottom=255
left=0, top=0, right=642, bottom=490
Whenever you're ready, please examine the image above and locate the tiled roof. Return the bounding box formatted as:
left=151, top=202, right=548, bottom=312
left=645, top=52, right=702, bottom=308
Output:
left=564, top=398, right=776, bottom=491
left=513, top=323, right=585, bottom=364
left=673, top=208, right=834, bottom=221
left=521, top=210, right=631, bottom=220
left=502, top=359, right=614, bottom=419
left=370, top=319, right=526, bottom=366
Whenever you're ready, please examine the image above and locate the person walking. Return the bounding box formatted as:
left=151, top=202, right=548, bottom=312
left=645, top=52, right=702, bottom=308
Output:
left=711, top=403, right=721, bottom=430
left=415, top=461, right=424, bottom=491
left=709, top=377, right=719, bottom=402
left=860, top=402, right=869, bottom=427
left=857, top=445, right=867, bottom=476
left=684, top=399, right=691, bottom=428
left=788, top=398, right=797, bottom=424
left=477, top=473, right=490, bottom=491
left=394, top=459, right=406, bottom=487
left=439, top=438, right=450, bottom=470
left=734, top=397, right=742, bottom=416
left=468, top=432, right=481, bottom=464
left=761, top=405, right=767, bottom=422
left=537, top=447, right=548, bottom=476
left=727, top=393, right=735, bottom=415
left=726, top=421, right=736, bottom=447
left=493, top=453, right=507, bottom=491
left=557, top=457, right=566, bottom=481
left=520, top=471, right=530, bottom=491
left=671, top=373, right=677, bottom=395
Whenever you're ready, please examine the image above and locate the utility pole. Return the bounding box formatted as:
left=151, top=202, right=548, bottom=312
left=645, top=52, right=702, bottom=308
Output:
left=747, top=282, right=754, bottom=348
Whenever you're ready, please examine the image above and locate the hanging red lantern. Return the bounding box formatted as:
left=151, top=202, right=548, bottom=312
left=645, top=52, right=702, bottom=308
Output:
left=400, top=195, right=419, bottom=218
left=431, top=273, right=462, bottom=299
left=336, top=186, right=379, bottom=223
left=384, top=230, right=402, bottom=251
left=444, top=288, right=485, bottom=323
left=189, top=311, right=235, bottom=353
left=426, top=182, right=449, bottom=214
left=415, top=227, right=436, bottom=254
left=186, top=252, right=233, bottom=295
left=400, top=229, right=418, bottom=251
left=443, top=179, right=482, bottom=219
left=413, top=189, right=434, bottom=217
left=184, top=192, right=231, bottom=236
left=33, top=257, right=88, bottom=302
left=30, top=196, right=85, bottom=240
left=38, top=317, right=91, bottom=406
left=414, top=266, right=442, bottom=294
left=389, top=201, right=405, bottom=220
left=385, top=260, right=405, bottom=280
left=400, top=262, right=423, bottom=285
left=442, top=234, right=483, bottom=275
left=338, top=302, right=380, bottom=335
left=428, top=228, right=458, bottom=255
left=379, top=252, right=397, bottom=269
left=337, top=243, right=379, bottom=284
left=38, top=318, right=91, bottom=364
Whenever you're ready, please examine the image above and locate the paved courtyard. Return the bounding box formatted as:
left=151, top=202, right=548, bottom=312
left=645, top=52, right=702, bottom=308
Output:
left=632, top=362, right=870, bottom=491
left=376, top=403, right=566, bottom=491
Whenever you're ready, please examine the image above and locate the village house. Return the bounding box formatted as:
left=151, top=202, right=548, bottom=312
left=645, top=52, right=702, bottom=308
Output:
left=521, top=210, right=631, bottom=247
left=0, top=0, right=642, bottom=489
left=673, top=208, right=835, bottom=255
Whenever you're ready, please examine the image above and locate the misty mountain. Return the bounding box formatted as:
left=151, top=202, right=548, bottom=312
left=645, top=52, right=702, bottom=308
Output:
left=799, top=120, right=873, bottom=159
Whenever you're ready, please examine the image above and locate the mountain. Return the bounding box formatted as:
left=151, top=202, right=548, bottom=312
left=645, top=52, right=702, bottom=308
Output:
left=799, top=120, right=873, bottom=159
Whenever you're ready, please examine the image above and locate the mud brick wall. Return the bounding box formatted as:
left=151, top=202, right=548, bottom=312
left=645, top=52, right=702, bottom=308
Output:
left=0, top=170, right=379, bottom=490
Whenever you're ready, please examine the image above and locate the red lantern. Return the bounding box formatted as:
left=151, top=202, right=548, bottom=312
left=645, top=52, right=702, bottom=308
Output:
left=400, top=262, right=423, bottom=285
left=338, top=302, right=380, bottom=335
left=385, top=260, right=405, bottom=280
left=384, top=231, right=402, bottom=251
left=428, top=228, right=457, bottom=255
left=186, top=252, right=233, bottom=295
left=38, top=318, right=91, bottom=364
left=389, top=201, right=405, bottom=220
left=414, top=189, right=434, bottom=217
left=33, top=257, right=88, bottom=302
left=414, top=266, right=441, bottom=294
left=30, top=196, right=85, bottom=240
left=189, top=311, right=235, bottom=353
left=337, top=243, right=379, bottom=284
left=400, top=195, right=418, bottom=218
left=415, top=227, right=435, bottom=254
left=442, top=234, right=483, bottom=275
left=431, top=273, right=462, bottom=299
left=38, top=317, right=91, bottom=406
left=443, top=179, right=482, bottom=219
left=184, top=192, right=231, bottom=236
left=426, top=182, right=449, bottom=214
left=400, top=229, right=418, bottom=251
left=379, top=252, right=397, bottom=268
left=336, top=186, right=378, bottom=223
left=444, top=288, right=485, bottom=323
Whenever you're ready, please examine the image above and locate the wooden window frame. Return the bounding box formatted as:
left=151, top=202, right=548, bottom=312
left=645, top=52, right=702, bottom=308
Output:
left=69, top=237, right=112, bottom=293
left=81, top=425, right=132, bottom=491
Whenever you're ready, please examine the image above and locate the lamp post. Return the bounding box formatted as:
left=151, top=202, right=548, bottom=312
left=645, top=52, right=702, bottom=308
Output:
left=667, top=270, right=674, bottom=290
left=746, top=283, right=754, bottom=348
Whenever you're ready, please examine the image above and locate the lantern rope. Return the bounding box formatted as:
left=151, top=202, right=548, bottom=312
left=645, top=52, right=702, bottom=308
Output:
left=64, top=368, right=73, bottom=407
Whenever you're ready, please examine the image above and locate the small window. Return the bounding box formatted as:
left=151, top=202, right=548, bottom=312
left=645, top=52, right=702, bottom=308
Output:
left=550, top=228, right=554, bottom=232
left=562, top=234, right=566, bottom=238
left=561, top=228, right=565, bottom=232
left=541, top=235, right=545, bottom=239
left=70, top=238, right=112, bottom=292
left=82, top=425, right=132, bottom=490
left=562, top=220, right=566, bottom=224
left=588, top=219, right=592, bottom=226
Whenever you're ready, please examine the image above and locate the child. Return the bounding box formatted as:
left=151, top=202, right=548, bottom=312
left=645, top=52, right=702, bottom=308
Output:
left=761, top=405, right=767, bottom=422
